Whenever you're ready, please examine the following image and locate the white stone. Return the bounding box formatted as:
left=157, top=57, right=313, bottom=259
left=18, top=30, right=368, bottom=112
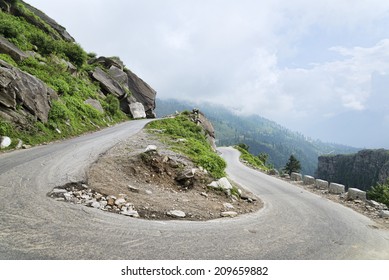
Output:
left=114, top=198, right=126, bottom=206
left=291, top=172, right=303, bottom=181
left=303, top=175, right=315, bottom=185
left=129, top=102, right=146, bottom=119
left=315, top=179, right=329, bottom=190
left=55, top=128, right=61, bottom=134
left=121, top=210, right=139, bottom=218
left=51, top=188, right=67, bottom=194
left=223, top=203, right=234, bottom=209
left=329, top=183, right=345, bottom=194
left=347, top=188, right=366, bottom=201
left=145, top=145, right=157, bottom=152
left=16, top=139, right=23, bottom=149
left=90, top=201, right=101, bottom=208
left=220, top=211, right=238, bottom=218
left=207, top=177, right=233, bottom=191
left=167, top=210, right=186, bottom=218
left=0, top=136, right=11, bottom=149
left=380, top=210, right=389, bottom=218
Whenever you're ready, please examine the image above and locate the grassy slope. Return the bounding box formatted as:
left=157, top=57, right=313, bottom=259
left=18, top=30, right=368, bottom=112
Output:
left=0, top=2, right=127, bottom=149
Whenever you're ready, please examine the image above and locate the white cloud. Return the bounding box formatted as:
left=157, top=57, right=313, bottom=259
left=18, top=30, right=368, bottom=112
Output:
left=23, top=0, right=389, bottom=146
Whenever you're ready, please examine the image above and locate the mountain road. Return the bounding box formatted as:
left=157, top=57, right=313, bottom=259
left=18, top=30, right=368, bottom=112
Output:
left=0, top=120, right=388, bottom=259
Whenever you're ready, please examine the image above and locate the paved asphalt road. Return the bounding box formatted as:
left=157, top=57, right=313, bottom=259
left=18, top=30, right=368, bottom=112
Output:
left=1, top=120, right=389, bottom=259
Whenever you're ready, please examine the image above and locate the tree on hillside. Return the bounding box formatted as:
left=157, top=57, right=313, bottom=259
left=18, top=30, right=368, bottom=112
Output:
left=284, top=155, right=301, bottom=175
left=257, top=152, right=269, bottom=165
left=236, top=143, right=249, bottom=151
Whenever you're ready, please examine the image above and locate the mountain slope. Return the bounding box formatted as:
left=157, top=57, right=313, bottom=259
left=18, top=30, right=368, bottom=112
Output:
left=0, top=0, right=156, bottom=149
left=156, top=98, right=359, bottom=175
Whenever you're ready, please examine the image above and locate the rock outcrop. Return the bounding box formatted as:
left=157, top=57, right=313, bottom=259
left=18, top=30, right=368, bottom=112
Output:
left=0, top=35, right=28, bottom=61
left=90, top=57, right=156, bottom=118
left=316, top=149, right=389, bottom=191
left=0, top=60, right=57, bottom=124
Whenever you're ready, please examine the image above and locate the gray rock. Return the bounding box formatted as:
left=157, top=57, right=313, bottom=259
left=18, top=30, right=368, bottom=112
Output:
left=114, top=198, right=126, bottom=206
left=129, top=102, right=146, bottom=119
left=121, top=210, right=139, bottom=218
left=90, top=201, right=101, bottom=209
left=91, top=67, right=127, bottom=98
left=0, top=136, right=11, bottom=149
left=329, top=182, right=345, bottom=194
left=379, top=210, right=389, bottom=218
left=15, top=139, right=23, bottom=149
left=220, top=211, right=238, bottom=218
left=347, top=188, right=366, bottom=201
left=315, top=179, right=329, bottom=190
left=208, top=177, right=233, bottom=192
left=291, top=172, right=303, bottom=181
left=125, top=68, right=157, bottom=118
left=51, top=188, right=67, bottom=195
left=0, top=60, right=55, bottom=123
left=145, top=190, right=153, bottom=195
left=0, top=35, right=28, bottom=61
left=167, top=210, right=186, bottom=218
left=223, top=203, right=234, bottom=209
left=128, top=185, right=140, bottom=193
left=84, top=99, right=104, bottom=113
left=145, top=145, right=157, bottom=152
left=63, top=192, right=72, bottom=201
left=303, top=175, right=315, bottom=185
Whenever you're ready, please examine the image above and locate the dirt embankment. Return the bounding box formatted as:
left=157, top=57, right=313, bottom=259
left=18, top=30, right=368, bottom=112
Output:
left=49, top=130, right=262, bottom=221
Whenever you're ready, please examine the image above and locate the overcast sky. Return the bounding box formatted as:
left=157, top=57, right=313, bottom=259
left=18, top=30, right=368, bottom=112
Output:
left=26, top=0, right=389, bottom=148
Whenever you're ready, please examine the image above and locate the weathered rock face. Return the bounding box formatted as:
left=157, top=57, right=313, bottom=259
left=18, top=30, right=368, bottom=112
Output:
left=90, top=57, right=156, bottom=118
left=316, top=149, right=389, bottom=191
left=125, top=68, right=156, bottom=118
left=0, top=35, right=28, bottom=62
left=0, top=60, right=56, bottom=123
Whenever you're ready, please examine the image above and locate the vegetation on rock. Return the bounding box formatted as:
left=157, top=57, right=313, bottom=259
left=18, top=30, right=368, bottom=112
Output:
left=147, top=113, right=226, bottom=179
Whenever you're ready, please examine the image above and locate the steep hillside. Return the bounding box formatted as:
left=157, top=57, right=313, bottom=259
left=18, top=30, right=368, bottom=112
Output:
left=0, top=0, right=156, bottom=149
left=316, top=149, right=389, bottom=191
left=156, top=99, right=359, bottom=175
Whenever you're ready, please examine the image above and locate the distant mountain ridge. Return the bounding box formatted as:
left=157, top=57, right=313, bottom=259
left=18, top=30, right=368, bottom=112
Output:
left=156, top=98, right=359, bottom=175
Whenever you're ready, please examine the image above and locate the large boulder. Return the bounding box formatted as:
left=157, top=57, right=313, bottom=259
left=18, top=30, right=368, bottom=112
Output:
left=125, top=68, right=156, bottom=118
left=84, top=99, right=104, bottom=114
left=91, top=67, right=126, bottom=98
left=0, top=60, right=55, bottom=123
left=0, top=35, right=28, bottom=62
left=129, top=102, right=146, bottom=119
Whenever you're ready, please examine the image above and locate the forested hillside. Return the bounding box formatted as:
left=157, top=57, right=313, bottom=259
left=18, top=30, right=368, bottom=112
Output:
left=156, top=99, right=359, bottom=175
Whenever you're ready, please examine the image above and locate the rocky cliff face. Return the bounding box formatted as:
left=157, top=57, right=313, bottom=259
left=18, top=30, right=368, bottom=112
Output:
left=316, top=149, right=389, bottom=191
left=0, top=0, right=156, bottom=135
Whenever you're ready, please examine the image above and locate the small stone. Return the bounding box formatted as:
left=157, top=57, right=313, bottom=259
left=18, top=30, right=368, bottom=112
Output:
left=200, top=192, right=208, bottom=197
left=128, top=185, right=140, bottom=193
left=145, top=190, right=153, bottom=195
left=223, top=203, right=234, bottom=209
left=121, top=210, right=139, bottom=218
left=380, top=210, right=389, bottom=218
left=55, top=128, right=61, bottom=134
left=90, top=201, right=101, bottom=209
left=22, top=144, right=31, bottom=149
left=167, top=210, right=186, bottom=218
left=15, top=139, right=23, bottom=149
left=115, top=198, right=126, bottom=206
left=100, top=201, right=108, bottom=208
left=220, top=211, right=238, bottom=218
left=51, top=188, right=67, bottom=195
left=145, top=145, right=157, bottom=152
left=63, top=192, right=72, bottom=201
left=0, top=136, right=11, bottom=149
left=107, top=198, right=115, bottom=206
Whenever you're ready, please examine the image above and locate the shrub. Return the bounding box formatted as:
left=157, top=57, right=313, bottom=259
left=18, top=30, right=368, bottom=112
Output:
left=368, top=180, right=389, bottom=207
left=0, top=54, right=17, bottom=66
left=147, top=113, right=227, bottom=178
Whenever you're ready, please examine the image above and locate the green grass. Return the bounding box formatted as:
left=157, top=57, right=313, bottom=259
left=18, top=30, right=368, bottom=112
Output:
left=146, top=114, right=226, bottom=178
left=368, top=180, right=389, bottom=208
left=0, top=2, right=129, bottom=150
left=235, top=146, right=269, bottom=171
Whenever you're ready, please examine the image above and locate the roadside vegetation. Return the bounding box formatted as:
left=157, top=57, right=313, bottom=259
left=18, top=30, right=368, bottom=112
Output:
left=146, top=113, right=226, bottom=179
left=234, top=143, right=269, bottom=172
left=368, top=180, right=389, bottom=207
left=0, top=2, right=127, bottom=149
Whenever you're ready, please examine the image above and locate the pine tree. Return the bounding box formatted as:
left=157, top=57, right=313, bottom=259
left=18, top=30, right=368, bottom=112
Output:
left=284, top=155, right=301, bottom=175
